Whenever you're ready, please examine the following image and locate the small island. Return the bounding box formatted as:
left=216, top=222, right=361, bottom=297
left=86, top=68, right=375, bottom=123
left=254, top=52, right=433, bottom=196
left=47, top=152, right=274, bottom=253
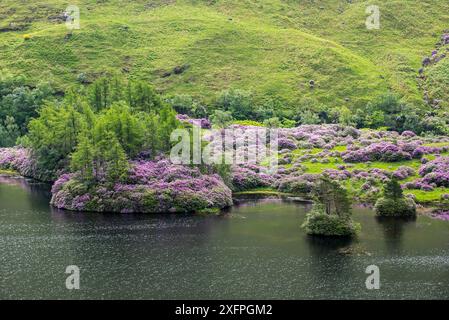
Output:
left=375, top=179, right=417, bottom=217
left=302, top=177, right=361, bottom=237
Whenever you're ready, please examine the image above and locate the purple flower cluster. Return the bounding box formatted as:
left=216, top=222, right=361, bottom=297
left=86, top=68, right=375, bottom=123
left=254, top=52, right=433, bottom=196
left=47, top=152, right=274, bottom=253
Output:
left=431, top=211, right=449, bottom=221
left=412, top=146, right=444, bottom=159
left=0, top=148, right=36, bottom=178
left=0, top=147, right=57, bottom=181
left=51, top=158, right=233, bottom=213
left=414, top=157, right=449, bottom=188
left=231, top=165, right=274, bottom=191
left=282, top=124, right=359, bottom=149
left=342, top=142, right=412, bottom=162
left=392, top=166, right=415, bottom=180
left=275, top=173, right=318, bottom=194
left=401, top=131, right=416, bottom=138
left=51, top=173, right=74, bottom=194
left=277, top=138, right=297, bottom=150
left=352, top=168, right=390, bottom=182
left=176, top=114, right=211, bottom=129
left=322, top=169, right=351, bottom=181
left=443, top=33, right=449, bottom=45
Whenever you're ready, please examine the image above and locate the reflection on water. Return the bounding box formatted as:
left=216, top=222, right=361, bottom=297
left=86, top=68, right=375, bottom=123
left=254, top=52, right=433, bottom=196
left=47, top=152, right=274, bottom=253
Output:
left=1, top=176, right=449, bottom=299
left=375, top=216, right=417, bottom=254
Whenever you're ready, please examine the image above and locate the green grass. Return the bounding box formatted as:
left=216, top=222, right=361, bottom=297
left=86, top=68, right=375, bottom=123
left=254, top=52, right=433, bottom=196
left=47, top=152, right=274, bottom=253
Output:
left=423, top=142, right=449, bottom=148
left=234, top=187, right=292, bottom=196
left=406, top=188, right=449, bottom=204
left=282, top=144, right=449, bottom=204
left=0, top=0, right=447, bottom=108
left=0, top=169, right=18, bottom=175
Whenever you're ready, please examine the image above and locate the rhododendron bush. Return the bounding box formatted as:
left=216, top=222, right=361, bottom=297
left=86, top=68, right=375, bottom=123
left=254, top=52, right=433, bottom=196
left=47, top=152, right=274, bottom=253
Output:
left=51, top=158, right=233, bottom=213
left=408, top=157, right=449, bottom=189
left=0, top=147, right=54, bottom=181
left=4, top=122, right=449, bottom=213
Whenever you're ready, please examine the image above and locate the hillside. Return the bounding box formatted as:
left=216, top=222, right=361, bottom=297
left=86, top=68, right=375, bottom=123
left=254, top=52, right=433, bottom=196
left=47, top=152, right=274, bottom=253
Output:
left=0, top=0, right=448, bottom=108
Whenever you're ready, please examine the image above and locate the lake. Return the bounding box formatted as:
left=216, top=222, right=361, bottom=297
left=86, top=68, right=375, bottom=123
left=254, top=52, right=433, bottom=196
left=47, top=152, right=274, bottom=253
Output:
left=1, top=175, right=448, bottom=299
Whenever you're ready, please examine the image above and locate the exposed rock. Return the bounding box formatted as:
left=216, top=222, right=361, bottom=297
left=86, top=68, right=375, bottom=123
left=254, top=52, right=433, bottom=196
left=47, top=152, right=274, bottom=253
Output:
left=161, top=64, right=190, bottom=78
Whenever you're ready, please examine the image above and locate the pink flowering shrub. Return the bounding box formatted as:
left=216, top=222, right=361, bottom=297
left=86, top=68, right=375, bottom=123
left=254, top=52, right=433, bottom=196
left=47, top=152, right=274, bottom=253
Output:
left=322, top=169, right=351, bottom=181
left=275, top=174, right=317, bottom=194
left=392, top=166, right=415, bottom=180
left=176, top=114, right=211, bottom=129
left=51, top=159, right=233, bottom=213
left=431, top=211, right=449, bottom=221
left=28, top=122, right=449, bottom=210
left=401, top=131, right=416, bottom=138
left=0, top=147, right=57, bottom=181
left=231, top=165, right=274, bottom=191
left=277, top=138, right=297, bottom=150
left=342, top=142, right=412, bottom=162
left=416, top=157, right=449, bottom=187
left=0, top=148, right=41, bottom=178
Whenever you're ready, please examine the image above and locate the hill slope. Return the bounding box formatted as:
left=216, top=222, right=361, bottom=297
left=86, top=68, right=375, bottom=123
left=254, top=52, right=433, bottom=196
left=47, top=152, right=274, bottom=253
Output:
left=0, top=0, right=447, bottom=108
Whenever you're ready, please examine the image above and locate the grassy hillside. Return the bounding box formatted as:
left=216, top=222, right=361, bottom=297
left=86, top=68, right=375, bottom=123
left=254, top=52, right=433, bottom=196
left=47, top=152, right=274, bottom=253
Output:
left=0, top=0, right=447, bottom=108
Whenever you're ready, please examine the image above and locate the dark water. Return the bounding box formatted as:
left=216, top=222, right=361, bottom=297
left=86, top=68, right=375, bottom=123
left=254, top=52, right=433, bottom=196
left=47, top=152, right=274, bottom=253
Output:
left=1, top=176, right=449, bottom=299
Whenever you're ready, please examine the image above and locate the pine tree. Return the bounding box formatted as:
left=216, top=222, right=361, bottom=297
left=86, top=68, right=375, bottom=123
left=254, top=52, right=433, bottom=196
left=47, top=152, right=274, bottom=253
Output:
left=383, top=178, right=403, bottom=200
left=70, top=134, right=95, bottom=182
left=104, top=134, right=129, bottom=183
left=314, top=177, right=352, bottom=217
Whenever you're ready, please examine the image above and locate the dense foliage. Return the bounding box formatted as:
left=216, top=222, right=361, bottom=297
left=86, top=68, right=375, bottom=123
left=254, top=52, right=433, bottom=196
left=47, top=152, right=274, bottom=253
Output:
left=227, top=124, right=449, bottom=206
left=301, top=178, right=360, bottom=237
left=0, top=76, right=55, bottom=147
left=0, top=77, right=235, bottom=213
left=51, top=158, right=233, bottom=213
left=375, top=179, right=417, bottom=217
left=24, top=77, right=179, bottom=182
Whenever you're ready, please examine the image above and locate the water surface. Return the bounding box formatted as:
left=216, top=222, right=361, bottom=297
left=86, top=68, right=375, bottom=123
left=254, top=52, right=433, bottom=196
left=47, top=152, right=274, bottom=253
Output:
left=1, top=176, right=448, bottom=299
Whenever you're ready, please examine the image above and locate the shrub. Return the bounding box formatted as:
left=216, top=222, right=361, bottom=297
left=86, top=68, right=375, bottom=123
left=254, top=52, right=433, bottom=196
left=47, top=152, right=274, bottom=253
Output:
left=277, top=174, right=317, bottom=194
left=232, top=120, right=264, bottom=127
left=215, top=89, right=254, bottom=120
left=0, top=147, right=54, bottom=181
left=302, top=206, right=360, bottom=237
left=210, top=110, right=233, bottom=128
left=374, top=198, right=417, bottom=217
left=342, top=142, right=412, bottom=162
left=415, top=157, right=449, bottom=188
left=374, top=179, right=416, bottom=216
left=301, top=177, right=360, bottom=237
left=231, top=165, right=273, bottom=191
left=263, top=117, right=281, bottom=128
left=277, top=138, right=297, bottom=150
left=50, top=158, right=233, bottom=213
left=176, top=114, right=211, bottom=129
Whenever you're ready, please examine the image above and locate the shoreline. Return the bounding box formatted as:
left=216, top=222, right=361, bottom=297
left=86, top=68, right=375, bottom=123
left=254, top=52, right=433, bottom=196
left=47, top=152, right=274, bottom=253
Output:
left=0, top=172, right=446, bottom=218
